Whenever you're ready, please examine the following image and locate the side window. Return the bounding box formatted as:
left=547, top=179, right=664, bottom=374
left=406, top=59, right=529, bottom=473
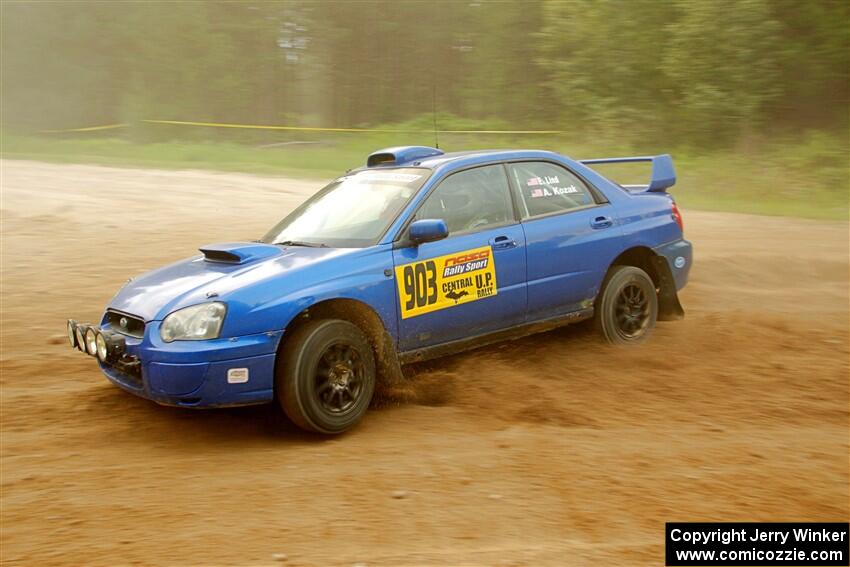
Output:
left=508, top=162, right=596, bottom=218
left=416, top=164, right=514, bottom=235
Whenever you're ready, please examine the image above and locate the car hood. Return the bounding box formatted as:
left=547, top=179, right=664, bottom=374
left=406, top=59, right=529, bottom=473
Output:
left=108, top=242, right=352, bottom=322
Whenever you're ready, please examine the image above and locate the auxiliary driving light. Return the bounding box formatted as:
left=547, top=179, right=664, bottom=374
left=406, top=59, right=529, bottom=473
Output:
left=74, top=325, right=87, bottom=352
left=95, top=331, right=108, bottom=362
left=85, top=327, right=98, bottom=356
left=95, top=330, right=126, bottom=362
left=67, top=319, right=77, bottom=348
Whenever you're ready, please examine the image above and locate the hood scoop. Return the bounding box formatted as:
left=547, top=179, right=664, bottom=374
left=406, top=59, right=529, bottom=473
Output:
left=199, top=242, right=281, bottom=265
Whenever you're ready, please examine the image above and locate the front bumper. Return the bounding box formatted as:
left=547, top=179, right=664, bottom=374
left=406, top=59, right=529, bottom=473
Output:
left=96, top=319, right=283, bottom=408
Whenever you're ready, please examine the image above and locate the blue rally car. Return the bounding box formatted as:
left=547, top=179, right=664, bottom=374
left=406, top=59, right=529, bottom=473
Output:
left=67, top=146, right=692, bottom=434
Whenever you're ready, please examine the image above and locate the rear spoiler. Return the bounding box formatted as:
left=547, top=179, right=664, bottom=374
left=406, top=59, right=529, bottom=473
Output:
left=579, top=154, right=676, bottom=192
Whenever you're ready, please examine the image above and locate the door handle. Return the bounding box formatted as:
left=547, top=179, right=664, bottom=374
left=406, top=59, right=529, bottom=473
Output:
left=490, top=235, right=517, bottom=250
left=590, top=216, right=613, bottom=229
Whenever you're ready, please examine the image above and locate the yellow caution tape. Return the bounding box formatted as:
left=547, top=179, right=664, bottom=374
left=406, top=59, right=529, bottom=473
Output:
left=41, top=119, right=563, bottom=135
left=40, top=123, right=129, bottom=133
left=142, top=119, right=563, bottom=134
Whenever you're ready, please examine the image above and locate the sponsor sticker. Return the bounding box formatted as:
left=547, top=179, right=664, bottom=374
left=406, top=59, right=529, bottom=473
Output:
left=395, top=245, right=497, bottom=319
left=354, top=171, right=422, bottom=183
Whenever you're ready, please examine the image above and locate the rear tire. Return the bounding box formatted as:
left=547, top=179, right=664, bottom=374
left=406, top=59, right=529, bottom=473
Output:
left=276, top=319, right=376, bottom=434
left=595, top=266, right=658, bottom=345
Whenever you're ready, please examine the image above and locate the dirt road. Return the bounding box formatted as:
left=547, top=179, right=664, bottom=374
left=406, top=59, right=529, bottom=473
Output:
left=1, top=160, right=847, bottom=566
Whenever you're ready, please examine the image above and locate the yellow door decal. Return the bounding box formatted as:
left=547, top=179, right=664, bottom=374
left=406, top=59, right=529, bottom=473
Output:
left=396, top=245, right=498, bottom=319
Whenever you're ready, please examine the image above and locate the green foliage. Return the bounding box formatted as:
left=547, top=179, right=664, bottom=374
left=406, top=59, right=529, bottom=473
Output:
left=539, top=0, right=678, bottom=144
left=2, top=0, right=846, bottom=145
left=663, top=0, right=781, bottom=145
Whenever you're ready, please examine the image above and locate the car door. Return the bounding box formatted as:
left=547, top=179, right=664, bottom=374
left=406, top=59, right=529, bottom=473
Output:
left=506, top=160, right=623, bottom=321
left=393, top=164, right=527, bottom=352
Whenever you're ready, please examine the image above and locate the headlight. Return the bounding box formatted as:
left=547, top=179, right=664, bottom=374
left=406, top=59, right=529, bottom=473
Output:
left=85, top=327, right=98, bottom=356
left=160, top=302, right=226, bottom=342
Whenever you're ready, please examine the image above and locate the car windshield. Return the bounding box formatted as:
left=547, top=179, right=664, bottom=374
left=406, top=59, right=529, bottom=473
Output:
left=262, top=168, right=430, bottom=248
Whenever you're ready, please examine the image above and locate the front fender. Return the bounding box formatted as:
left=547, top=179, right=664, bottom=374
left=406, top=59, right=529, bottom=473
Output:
left=220, top=244, right=398, bottom=340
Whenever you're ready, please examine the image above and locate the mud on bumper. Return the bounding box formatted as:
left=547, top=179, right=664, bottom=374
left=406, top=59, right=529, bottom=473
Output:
left=100, top=353, right=277, bottom=407
left=94, top=322, right=284, bottom=408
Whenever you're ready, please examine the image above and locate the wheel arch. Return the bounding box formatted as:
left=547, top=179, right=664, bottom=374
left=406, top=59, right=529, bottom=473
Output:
left=277, top=298, right=403, bottom=393
left=606, top=246, right=684, bottom=321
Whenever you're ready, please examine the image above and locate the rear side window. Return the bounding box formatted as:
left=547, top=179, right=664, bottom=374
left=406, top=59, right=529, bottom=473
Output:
left=416, top=164, right=514, bottom=235
left=508, top=162, right=596, bottom=218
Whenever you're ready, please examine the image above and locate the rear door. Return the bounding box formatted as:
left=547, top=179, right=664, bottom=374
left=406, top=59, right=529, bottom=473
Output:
left=506, top=161, right=623, bottom=320
left=393, top=164, right=527, bottom=352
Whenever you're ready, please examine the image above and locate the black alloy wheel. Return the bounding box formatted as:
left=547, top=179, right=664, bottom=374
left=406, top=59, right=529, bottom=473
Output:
left=277, top=318, right=376, bottom=434
left=315, top=342, right=366, bottom=414
left=614, top=282, right=651, bottom=339
left=595, top=265, right=658, bottom=345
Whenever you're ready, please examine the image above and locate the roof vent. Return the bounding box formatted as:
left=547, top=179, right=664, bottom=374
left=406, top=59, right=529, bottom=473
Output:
left=366, top=146, right=444, bottom=167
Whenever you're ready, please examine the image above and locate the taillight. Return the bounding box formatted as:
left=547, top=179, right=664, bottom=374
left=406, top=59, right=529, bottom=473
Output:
left=671, top=201, right=684, bottom=232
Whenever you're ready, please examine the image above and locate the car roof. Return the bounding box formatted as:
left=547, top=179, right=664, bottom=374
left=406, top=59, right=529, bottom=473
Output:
left=356, top=146, right=567, bottom=174
left=414, top=149, right=566, bottom=169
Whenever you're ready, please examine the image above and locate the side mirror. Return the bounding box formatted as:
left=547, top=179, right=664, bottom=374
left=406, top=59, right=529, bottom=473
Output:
left=408, top=219, right=448, bottom=245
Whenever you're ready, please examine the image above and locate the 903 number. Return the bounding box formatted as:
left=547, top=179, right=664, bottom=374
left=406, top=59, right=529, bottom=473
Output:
left=402, top=261, right=438, bottom=310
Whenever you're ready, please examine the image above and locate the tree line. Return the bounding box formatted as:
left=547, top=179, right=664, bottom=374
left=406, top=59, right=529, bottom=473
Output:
left=2, top=0, right=847, bottom=148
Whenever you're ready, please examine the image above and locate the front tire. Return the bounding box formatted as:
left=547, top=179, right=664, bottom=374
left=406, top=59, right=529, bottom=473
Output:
left=276, top=319, right=376, bottom=434
left=595, top=266, right=658, bottom=345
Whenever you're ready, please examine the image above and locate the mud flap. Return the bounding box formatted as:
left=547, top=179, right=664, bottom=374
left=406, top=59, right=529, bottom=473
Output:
left=375, top=329, right=405, bottom=384
left=651, top=256, right=685, bottom=321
